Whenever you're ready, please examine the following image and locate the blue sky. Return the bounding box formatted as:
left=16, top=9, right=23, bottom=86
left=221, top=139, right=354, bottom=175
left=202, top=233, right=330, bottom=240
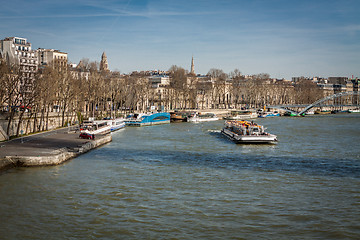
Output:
left=1, top=0, right=359, bottom=79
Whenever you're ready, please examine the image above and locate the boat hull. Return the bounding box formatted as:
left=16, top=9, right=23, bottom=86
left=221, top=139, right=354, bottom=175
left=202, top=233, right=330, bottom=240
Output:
left=188, top=117, right=219, bottom=122
left=170, top=112, right=189, bottom=122
left=221, top=128, right=277, bottom=144
left=349, top=109, right=360, bottom=113
left=224, top=112, right=258, bottom=120
left=258, top=113, right=280, bottom=118
left=126, top=112, right=171, bottom=127
left=110, top=123, right=125, bottom=131
left=80, top=120, right=111, bottom=135
left=315, top=110, right=331, bottom=115
left=224, top=115, right=257, bottom=120
left=126, top=120, right=170, bottom=126
left=82, top=126, right=111, bottom=135
left=104, top=119, right=126, bottom=132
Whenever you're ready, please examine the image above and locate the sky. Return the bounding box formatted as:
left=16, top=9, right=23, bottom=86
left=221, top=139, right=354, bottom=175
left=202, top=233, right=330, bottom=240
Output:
left=1, top=0, right=359, bottom=79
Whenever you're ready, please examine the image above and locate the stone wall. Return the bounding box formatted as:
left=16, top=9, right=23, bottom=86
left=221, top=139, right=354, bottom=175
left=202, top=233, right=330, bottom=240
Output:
left=0, top=112, right=78, bottom=141
left=0, top=125, right=7, bottom=141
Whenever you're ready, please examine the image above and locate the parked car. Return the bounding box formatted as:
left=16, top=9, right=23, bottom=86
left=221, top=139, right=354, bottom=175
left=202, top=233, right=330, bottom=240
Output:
left=79, top=132, right=95, bottom=140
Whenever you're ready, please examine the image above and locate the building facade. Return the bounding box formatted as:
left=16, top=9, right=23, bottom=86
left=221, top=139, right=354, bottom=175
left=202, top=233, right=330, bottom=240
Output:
left=0, top=37, right=38, bottom=95
left=37, top=48, right=68, bottom=71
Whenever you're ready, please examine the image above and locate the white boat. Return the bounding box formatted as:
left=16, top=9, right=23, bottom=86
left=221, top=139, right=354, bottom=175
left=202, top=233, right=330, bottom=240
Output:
left=221, top=120, right=277, bottom=144
left=224, top=110, right=258, bottom=120
left=187, top=112, right=219, bottom=122
left=80, top=120, right=111, bottom=135
left=104, top=118, right=125, bottom=132
left=349, top=109, right=360, bottom=113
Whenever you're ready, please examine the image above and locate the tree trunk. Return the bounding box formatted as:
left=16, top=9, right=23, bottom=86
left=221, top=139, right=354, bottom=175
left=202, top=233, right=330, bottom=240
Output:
left=16, top=111, right=25, bottom=136
left=39, top=108, right=45, bottom=131
left=45, top=105, right=51, bottom=130
left=6, top=111, right=15, bottom=136
left=33, top=112, right=37, bottom=133
left=25, top=112, right=33, bottom=134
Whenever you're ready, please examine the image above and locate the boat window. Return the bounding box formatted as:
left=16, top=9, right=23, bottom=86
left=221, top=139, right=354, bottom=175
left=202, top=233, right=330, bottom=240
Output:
left=97, top=122, right=107, bottom=128
left=153, top=116, right=168, bottom=120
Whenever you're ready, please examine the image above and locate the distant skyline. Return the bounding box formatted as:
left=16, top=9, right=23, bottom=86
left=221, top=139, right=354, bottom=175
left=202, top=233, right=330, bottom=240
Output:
left=1, top=0, right=360, bottom=79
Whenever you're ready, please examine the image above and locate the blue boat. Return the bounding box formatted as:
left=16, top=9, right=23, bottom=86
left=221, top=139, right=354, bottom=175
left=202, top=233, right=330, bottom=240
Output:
left=125, top=112, right=170, bottom=126
left=258, top=111, right=280, bottom=118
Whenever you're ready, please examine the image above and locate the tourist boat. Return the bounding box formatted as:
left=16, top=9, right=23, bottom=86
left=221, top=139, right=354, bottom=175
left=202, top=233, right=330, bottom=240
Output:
left=104, top=118, right=126, bottom=132
left=187, top=112, right=219, bottom=122
left=125, top=112, right=170, bottom=126
left=80, top=120, right=111, bottom=135
left=258, top=111, right=280, bottom=118
left=221, top=120, right=277, bottom=144
left=223, top=110, right=258, bottom=120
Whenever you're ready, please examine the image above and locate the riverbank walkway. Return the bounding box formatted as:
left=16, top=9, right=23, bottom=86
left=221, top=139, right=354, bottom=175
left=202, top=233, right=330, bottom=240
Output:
left=0, top=128, right=112, bottom=171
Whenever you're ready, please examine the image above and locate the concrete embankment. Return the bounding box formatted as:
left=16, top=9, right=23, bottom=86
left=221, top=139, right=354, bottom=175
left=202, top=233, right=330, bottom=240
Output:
left=0, top=129, right=112, bottom=171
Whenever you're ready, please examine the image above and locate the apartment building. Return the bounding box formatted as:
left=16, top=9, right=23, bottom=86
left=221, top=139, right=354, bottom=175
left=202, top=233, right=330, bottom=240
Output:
left=37, top=48, right=68, bottom=71
left=0, top=37, right=38, bottom=94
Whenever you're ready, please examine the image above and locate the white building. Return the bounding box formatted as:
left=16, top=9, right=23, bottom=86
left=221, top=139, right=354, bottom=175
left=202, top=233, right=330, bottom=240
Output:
left=149, top=75, right=170, bottom=88
left=0, top=37, right=38, bottom=94
left=37, top=48, right=67, bottom=71
left=1, top=36, right=38, bottom=69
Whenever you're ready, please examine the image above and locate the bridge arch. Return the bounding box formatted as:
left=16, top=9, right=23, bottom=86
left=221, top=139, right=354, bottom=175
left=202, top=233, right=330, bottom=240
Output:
left=299, top=91, right=360, bottom=115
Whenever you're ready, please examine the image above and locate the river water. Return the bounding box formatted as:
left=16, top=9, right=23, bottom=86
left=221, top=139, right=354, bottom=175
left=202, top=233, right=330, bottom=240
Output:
left=1, top=114, right=360, bottom=239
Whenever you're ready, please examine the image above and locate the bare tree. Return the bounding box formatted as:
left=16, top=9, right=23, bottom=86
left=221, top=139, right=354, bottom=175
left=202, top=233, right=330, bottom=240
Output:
left=106, top=71, right=124, bottom=118
left=207, top=68, right=228, bottom=109
left=294, top=78, right=323, bottom=104
left=186, top=74, right=198, bottom=109
left=229, top=69, right=245, bottom=109
left=0, top=61, right=9, bottom=108
left=196, top=79, right=212, bottom=109
left=81, top=62, right=101, bottom=119
left=57, top=67, right=78, bottom=126
left=0, top=63, right=22, bottom=136
left=34, top=65, right=60, bottom=131
left=169, top=65, right=188, bottom=109
left=122, top=73, right=145, bottom=113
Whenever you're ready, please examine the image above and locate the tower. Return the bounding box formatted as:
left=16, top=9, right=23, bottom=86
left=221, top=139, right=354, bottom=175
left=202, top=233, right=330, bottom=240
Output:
left=100, top=52, right=109, bottom=72
left=190, top=56, right=195, bottom=75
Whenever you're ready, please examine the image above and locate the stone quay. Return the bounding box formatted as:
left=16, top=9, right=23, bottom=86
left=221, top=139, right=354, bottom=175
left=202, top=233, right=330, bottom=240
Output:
left=0, top=128, right=112, bottom=171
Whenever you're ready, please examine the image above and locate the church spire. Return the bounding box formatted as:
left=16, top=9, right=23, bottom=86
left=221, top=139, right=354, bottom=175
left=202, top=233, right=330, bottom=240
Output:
left=100, top=51, right=109, bottom=72
left=190, top=56, right=195, bottom=75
